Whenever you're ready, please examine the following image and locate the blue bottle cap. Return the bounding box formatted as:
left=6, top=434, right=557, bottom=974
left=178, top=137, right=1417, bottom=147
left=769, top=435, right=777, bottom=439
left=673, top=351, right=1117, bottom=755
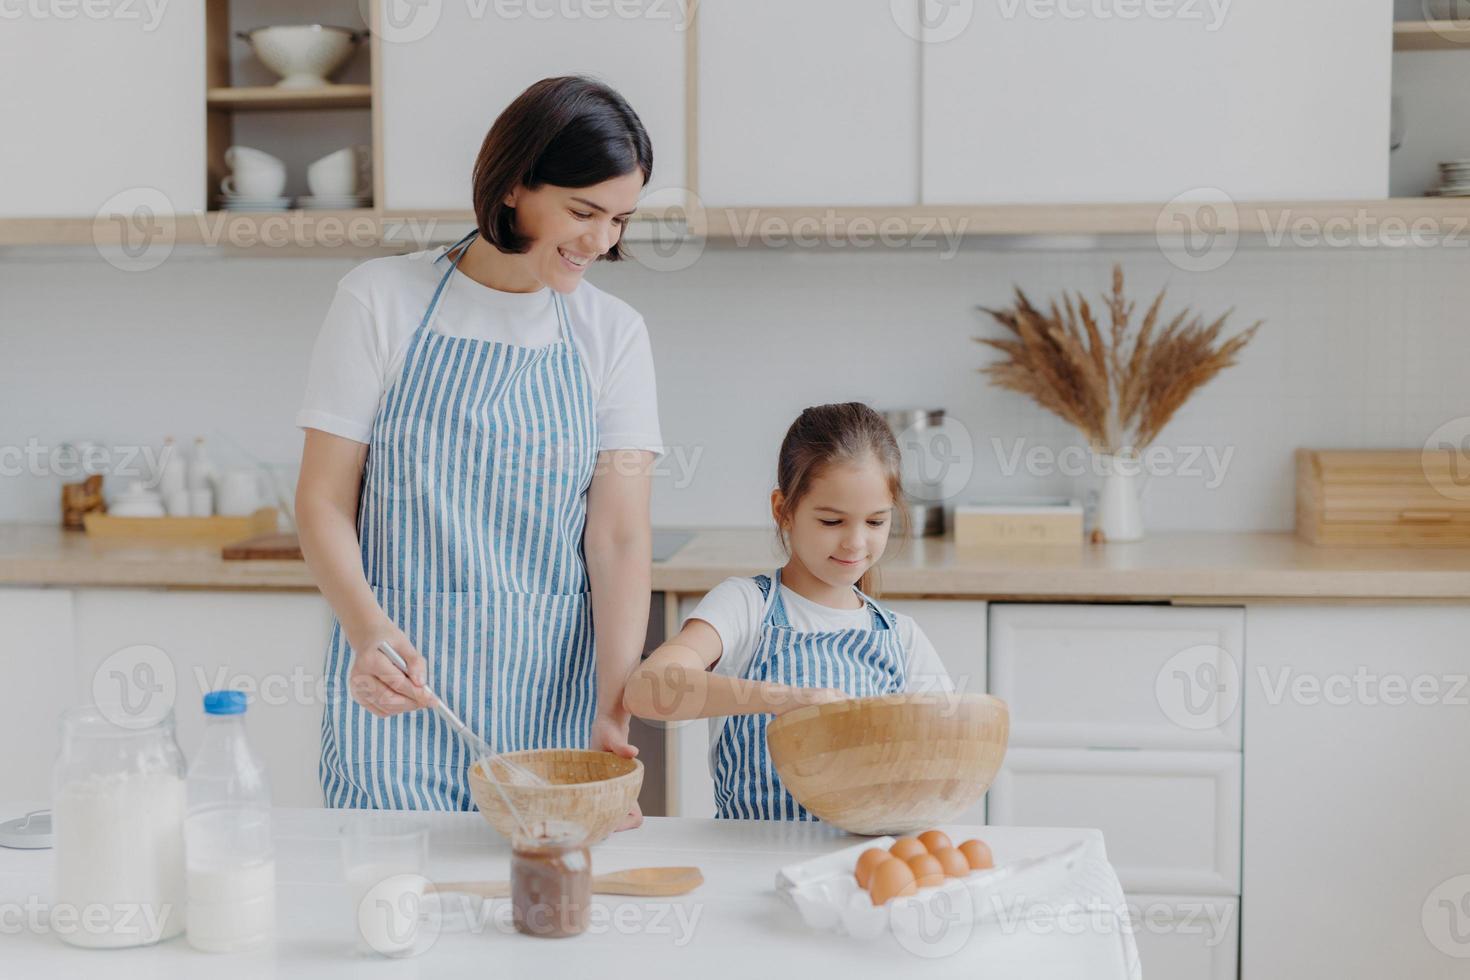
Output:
left=203, top=690, right=248, bottom=716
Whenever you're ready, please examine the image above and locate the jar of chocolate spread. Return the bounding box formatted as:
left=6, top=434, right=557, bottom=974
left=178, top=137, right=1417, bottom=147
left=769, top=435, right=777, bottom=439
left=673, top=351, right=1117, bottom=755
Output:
left=511, top=820, right=591, bottom=938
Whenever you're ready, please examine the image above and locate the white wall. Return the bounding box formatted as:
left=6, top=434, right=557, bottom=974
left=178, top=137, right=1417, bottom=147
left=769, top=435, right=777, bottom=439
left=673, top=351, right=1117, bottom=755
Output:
left=2, top=241, right=1467, bottom=532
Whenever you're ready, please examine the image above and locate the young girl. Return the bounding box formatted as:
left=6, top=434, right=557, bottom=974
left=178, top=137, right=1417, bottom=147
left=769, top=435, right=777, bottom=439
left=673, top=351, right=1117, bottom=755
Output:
left=623, top=402, right=953, bottom=821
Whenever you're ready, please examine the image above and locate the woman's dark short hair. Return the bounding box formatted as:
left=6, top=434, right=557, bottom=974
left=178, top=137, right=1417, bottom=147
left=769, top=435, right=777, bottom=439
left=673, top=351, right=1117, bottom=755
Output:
left=471, top=75, right=653, bottom=262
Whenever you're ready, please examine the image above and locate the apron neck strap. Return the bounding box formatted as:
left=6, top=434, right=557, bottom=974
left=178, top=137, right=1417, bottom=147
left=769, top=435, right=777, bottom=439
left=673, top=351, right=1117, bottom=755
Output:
left=552, top=291, right=574, bottom=346
left=419, top=229, right=478, bottom=334
left=423, top=230, right=575, bottom=346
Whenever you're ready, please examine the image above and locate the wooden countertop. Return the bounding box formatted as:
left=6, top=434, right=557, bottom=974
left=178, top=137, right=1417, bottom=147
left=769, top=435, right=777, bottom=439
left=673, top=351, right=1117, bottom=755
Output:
left=1, top=523, right=1467, bottom=601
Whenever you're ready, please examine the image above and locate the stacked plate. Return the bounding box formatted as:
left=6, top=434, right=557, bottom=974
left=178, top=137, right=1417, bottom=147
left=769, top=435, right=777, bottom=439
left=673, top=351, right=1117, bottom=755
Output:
left=1432, top=160, right=1470, bottom=198
left=220, top=195, right=292, bottom=211
left=297, top=194, right=372, bottom=210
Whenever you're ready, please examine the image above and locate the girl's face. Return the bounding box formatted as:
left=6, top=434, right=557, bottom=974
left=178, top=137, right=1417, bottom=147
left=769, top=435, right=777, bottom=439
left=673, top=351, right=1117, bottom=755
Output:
left=776, top=456, right=896, bottom=591
left=504, top=169, right=644, bottom=292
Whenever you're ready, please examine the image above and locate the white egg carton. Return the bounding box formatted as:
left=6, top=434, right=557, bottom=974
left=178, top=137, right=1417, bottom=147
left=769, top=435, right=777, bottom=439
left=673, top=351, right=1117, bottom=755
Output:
left=774, top=836, right=1088, bottom=940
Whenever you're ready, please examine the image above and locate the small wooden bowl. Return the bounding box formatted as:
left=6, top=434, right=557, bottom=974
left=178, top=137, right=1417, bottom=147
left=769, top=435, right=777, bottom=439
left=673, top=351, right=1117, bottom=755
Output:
left=467, top=749, right=643, bottom=844
left=765, top=693, right=1009, bottom=835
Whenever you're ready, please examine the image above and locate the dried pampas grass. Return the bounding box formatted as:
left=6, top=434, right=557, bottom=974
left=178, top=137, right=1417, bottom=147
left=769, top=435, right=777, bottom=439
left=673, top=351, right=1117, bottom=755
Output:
left=977, top=265, right=1261, bottom=454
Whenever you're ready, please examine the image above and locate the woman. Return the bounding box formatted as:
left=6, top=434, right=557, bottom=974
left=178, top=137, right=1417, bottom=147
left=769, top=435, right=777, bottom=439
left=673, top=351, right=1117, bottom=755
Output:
left=295, top=77, right=660, bottom=827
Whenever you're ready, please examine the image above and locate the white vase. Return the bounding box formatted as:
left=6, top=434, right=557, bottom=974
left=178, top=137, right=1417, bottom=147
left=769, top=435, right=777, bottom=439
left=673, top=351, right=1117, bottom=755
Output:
left=1095, top=453, right=1147, bottom=542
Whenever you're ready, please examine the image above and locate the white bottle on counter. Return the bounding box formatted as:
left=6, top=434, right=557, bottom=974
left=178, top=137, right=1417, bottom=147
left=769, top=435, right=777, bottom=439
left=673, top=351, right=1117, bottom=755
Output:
left=186, top=438, right=217, bottom=516
left=184, top=691, right=276, bottom=953
left=158, top=436, right=187, bottom=496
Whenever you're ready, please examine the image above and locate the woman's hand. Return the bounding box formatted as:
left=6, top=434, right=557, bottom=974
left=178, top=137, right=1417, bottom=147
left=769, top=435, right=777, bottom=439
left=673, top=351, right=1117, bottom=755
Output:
left=346, top=622, right=437, bottom=718
left=590, top=710, right=643, bottom=832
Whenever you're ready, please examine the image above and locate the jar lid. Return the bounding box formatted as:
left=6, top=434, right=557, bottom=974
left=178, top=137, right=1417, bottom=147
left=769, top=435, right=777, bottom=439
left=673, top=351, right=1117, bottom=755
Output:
left=204, top=690, right=247, bottom=715
left=0, top=810, right=53, bottom=850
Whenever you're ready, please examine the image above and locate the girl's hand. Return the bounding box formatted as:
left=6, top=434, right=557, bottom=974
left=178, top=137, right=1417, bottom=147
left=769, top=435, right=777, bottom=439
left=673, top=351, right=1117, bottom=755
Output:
left=774, top=686, right=848, bottom=716
left=346, top=622, right=437, bottom=718
left=590, top=711, right=643, bottom=832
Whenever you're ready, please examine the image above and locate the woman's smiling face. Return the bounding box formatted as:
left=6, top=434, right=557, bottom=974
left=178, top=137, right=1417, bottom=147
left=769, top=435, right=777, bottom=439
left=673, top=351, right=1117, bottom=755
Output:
left=505, top=169, right=644, bottom=292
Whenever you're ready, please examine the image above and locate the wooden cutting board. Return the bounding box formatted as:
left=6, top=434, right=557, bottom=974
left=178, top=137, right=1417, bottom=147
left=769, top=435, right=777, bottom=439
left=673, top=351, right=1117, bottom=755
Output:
left=221, top=532, right=303, bottom=561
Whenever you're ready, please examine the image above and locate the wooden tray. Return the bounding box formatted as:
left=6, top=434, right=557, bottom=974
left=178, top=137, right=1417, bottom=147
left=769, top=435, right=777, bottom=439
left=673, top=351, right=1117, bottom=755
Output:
left=1296, top=449, right=1470, bottom=547
left=84, top=507, right=280, bottom=545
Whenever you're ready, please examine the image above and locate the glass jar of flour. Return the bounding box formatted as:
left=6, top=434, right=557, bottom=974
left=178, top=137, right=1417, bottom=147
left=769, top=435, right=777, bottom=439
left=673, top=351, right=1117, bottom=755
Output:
left=51, top=705, right=187, bottom=948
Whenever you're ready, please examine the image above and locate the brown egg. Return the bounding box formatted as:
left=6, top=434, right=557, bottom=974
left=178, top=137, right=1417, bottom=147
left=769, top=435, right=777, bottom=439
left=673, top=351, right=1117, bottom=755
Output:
left=958, top=838, right=994, bottom=871
left=868, top=857, right=918, bottom=906
left=906, top=853, right=946, bottom=890
left=917, top=829, right=953, bottom=854
left=933, top=846, right=971, bottom=878
left=854, top=847, right=890, bottom=889
left=889, top=837, right=928, bottom=861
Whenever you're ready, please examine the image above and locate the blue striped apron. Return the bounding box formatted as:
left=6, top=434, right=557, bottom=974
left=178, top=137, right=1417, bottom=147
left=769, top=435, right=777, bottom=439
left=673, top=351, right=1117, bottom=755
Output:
left=711, top=569, right=907, bottom=821
left=320, top=229, right=599, bottom=810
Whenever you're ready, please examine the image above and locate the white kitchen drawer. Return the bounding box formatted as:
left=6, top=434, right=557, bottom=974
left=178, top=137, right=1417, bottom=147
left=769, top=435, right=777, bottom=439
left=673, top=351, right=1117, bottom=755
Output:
left=1127, top=893, right=1239, bottom=980
left=989, top=604, right=1244, bottom=751
left=988, top=748, right=1241, bottom=896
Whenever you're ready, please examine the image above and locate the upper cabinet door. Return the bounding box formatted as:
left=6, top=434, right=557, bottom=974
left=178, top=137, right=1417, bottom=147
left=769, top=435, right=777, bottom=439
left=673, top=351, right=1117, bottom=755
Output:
left=921, top=0, right=1393, bottom=204
left=377, top=1, right=687, bottom=212
left=0, top=6, right=206, bottom=216
left=696, top=0, right=921, bottom=207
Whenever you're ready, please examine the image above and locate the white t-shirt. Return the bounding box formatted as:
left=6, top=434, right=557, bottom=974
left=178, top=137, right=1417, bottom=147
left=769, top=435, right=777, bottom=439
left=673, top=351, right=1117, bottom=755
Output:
left=296, top=246, right=663, bottom=453
left=685, top=575, right=955, bottom=767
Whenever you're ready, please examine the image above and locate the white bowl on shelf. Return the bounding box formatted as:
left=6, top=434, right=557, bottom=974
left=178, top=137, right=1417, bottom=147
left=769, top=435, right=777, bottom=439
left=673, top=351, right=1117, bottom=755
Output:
left=236, top=24, right=365, bottom=89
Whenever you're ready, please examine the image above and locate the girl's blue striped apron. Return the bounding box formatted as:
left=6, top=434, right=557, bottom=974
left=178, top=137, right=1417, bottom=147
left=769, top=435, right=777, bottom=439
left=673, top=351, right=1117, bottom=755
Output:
left=710, top=568, right=907, bottom=821
left=320, top=229, right=599, bottom=810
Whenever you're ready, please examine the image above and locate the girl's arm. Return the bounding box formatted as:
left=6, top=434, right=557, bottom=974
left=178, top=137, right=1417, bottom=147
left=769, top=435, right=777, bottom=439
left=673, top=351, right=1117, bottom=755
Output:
left=623, top=619, right=845, bottom=721
left=583, top=450, right=655, bottom=757
left=295, top=429, right=435, bottom=716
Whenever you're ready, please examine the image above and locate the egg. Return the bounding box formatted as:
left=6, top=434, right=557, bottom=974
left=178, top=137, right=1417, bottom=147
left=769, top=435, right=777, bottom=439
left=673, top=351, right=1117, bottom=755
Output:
left=868, top=857, right=918, bottom=906
left=906, top=853, right=946, bottom=890
left=854, top=847, right=890, bottom=889
left=933, top=846, right=971, bottom=878
left=889, top=837, right=928, bottom=861
left=917, top=829, right=952, bottom=854
left=958, top=838, right=994, bottom=871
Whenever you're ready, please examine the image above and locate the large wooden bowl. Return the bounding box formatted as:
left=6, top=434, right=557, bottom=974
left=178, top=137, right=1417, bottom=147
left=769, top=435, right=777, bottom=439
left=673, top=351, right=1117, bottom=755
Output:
left=765, top=693, right=1009, bottom=835
left=468, top=749, right=643, bottom=844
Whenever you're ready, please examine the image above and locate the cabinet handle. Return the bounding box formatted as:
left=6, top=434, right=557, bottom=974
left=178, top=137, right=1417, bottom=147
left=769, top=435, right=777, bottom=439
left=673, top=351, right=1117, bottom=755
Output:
left=1400, top=509, right=1453, bottom=524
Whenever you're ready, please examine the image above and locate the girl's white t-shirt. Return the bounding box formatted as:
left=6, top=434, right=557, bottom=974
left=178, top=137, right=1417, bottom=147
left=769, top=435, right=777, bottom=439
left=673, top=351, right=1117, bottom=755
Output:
left=296, top=246, right=663, bottom=453
left=685, top=575, right=956, bottom=770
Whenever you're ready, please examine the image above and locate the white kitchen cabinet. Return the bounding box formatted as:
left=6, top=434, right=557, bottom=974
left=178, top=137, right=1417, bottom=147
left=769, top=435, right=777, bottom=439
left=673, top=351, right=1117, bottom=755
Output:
left=667, top=594, right=988, bottom=820
left=0, top=7, right=206, bottom=216
left=988, top=748, right=1241, bottom=895
left=0, top=588, right=75, bottom=803
left=989, top=604, right=1244, bottom=751
left=1128, top=893, right=1239, bottom=980
left=73, top=589, right=335, bottom=808
left=696, top=0, right=920, bottom=206
left=1241, top=605, right=1470, bottom=980
left=921, top=1, right=1391, bottom=203
left=377, top=0, right=687, bottom=211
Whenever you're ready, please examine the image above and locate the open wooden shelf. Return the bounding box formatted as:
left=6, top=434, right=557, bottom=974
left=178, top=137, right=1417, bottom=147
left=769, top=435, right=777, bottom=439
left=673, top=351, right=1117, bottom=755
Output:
left=206, top=84, right=373, bottom=112
left=1394, top=20, right=1470, bottom=51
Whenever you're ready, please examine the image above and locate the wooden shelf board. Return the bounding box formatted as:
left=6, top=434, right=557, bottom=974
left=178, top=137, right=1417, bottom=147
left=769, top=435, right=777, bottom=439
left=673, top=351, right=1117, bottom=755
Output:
left=9, top=200, right=1470, bottom=247
left=206, top=85, right=372, bottom=111
left=692, top=199, right=1470, bottom=239
left=1394, top=21, right=1470, bottom=51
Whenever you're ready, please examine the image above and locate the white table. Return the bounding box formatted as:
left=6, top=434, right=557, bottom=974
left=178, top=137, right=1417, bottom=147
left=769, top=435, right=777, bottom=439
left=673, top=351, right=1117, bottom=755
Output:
left=1, top=809, right=1141, bottom=979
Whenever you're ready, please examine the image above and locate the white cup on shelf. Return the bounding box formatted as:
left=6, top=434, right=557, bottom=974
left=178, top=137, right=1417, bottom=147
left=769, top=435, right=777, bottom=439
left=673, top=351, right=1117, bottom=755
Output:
left=306, top=146, right=369, bottom=197
left=223, top=146, right=287, bottom=199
